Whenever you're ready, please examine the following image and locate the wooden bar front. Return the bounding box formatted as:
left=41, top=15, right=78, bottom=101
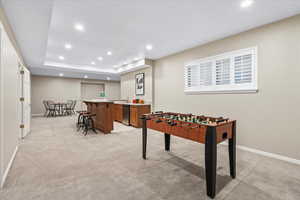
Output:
left=84, top=101, right=113, bottom=134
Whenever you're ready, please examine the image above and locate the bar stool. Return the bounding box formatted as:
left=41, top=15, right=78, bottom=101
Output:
left=76, top=111, right=89, bottom=131
left=82, top=113, right=97, bottom=136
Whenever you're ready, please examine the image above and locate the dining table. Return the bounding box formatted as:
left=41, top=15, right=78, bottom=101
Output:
left=52, top=102, right=68, bottom=116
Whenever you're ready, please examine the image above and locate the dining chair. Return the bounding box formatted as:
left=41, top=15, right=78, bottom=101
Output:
left=43, top=100, right=49, bottom=117
left=64, top=100, right=73, bottom=115
left=47, top=101, right=57, bottom=117
left=71, top=100, right=77, bottom=115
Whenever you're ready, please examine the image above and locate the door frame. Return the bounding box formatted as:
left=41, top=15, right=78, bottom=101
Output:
left=19, top=64, right=31, bottom=139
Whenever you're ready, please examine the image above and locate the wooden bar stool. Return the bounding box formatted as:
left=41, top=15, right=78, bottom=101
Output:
left=82, top=113, right=97, bottom=136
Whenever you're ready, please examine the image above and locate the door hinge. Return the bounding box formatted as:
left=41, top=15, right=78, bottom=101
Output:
left=20, top=97, right=24, bottom=101
left=20, top=124, right=24, bottom=128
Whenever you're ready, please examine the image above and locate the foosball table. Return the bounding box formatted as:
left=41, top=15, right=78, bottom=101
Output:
left=140, top=112, right=236, bottom=199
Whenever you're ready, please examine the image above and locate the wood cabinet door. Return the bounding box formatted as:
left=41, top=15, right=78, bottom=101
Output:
left=130, top=106, right=138, bottom=127
left=113, top=104, right=123, bottom=122
left=112, top=104, right=117, bottom=121
left=118, top=105, right=123, bottom=122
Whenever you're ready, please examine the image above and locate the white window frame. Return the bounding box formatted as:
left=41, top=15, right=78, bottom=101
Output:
left=184, top=47, right=258, bottom=94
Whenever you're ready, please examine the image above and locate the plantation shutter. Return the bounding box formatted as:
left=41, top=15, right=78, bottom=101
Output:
left=199, top=62, right=213, bottom=86
left=185, top=61, right=213, bottom=89
left=184, top=47, right=257, bottom=93
left=216, top=58, right=230, bottom=85
left=234, top=54, right=252, bottom=84
left=185, top=65, right=200, bottom=88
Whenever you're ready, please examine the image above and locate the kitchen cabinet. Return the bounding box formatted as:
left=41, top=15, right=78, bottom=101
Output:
left=113, top=104, right=123, bottom=122
left=130, top=105, right=151, bottom=128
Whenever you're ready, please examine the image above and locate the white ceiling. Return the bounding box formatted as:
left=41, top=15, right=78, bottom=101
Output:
left=2, top=0, right=300, bottom=80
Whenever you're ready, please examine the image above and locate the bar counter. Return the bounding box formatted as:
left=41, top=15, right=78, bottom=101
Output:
left=83, top=100, right=114, bottom=134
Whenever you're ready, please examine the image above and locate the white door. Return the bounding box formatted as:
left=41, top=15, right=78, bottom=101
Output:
left=20, top=66, right=31, bottom=138
left=80, top=83, right=104, bottom=110
left=81, top=83, right=104, bottom=99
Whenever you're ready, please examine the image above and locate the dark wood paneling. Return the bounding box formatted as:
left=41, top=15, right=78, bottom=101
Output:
left=84, top=101, right=113, bottom=134
left=130, top=105, right=151, bottom=128
left=113, top=104, right=123, bottom=122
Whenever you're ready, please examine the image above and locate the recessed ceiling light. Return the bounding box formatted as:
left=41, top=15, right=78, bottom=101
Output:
left=59, top=56, right=65, bottom=60
left=65, top=43, right=72, bottom=49
left=240, top=0, right=254, bottom=8
left=106, top=77, right=111, bottom=80
left=74, top=23, right=84, bottom=32
left=146, top=44, right=153, bottom=51
left=123, top=62, right=128, bottom=65
left=59, top=73, right=64, bottom=77
left=84, top=75, right=88, bottom=79
left=107, top=51, right=112, bottom=56
left=91, top=61, right=96, bottom=65
left=97, top=57, right=103, bottom=61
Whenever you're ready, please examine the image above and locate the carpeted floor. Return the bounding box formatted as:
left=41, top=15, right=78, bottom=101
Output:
left=0, top=116, right=299, bottom=200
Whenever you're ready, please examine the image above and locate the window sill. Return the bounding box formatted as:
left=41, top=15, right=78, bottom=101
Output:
left=184, top=89, right=258, bottom=95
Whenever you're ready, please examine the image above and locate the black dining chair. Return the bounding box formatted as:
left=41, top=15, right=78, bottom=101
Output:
left=43, top=100, right=49, bottom=117
left=64, top=100, right=73, bottom=115
left=47, top=101, right=57, bottom=117
left=71, top=100, right=77, bottom=115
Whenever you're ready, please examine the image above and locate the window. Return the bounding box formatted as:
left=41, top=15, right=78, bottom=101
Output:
left=184, top=47, right=257, bottom=94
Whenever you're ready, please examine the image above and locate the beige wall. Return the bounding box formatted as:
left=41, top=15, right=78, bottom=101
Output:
left=0, top=16, right=21, bottom=186
left=31, top=75, right=121, bottom=115
left=120, top=67, right=153, bottom=104
left=154, top=15, right=300, bottom=160
left=0, top=4, right=24, bottom=66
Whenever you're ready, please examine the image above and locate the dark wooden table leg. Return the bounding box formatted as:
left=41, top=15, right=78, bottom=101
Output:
left=205, top=127, right=217, bottom=199
left=229, top=121, right=236, bottom=178
left=165, top=133, right=171, bottom=151
left=142, top=118, right=147, bottom=159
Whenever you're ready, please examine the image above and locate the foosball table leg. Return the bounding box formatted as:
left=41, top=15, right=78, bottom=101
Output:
left=142, top=118, right=147, bottom=160
left=164, top=133, right=171, bottom=151
left=229, top=121, right=236, bottom=178
left=205, top=127, right=217, bottom=199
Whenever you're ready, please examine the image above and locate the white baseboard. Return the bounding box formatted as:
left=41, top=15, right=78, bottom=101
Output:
left=236, top=145, right=300, bottom=166
left=221, top=142, right=300, bottom=166
left=1, top=146, right=18, bottom=188
left=31, top=113, right=43, bottom=117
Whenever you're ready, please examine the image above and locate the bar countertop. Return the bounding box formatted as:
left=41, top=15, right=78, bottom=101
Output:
left=83, top=99, right=113, bottom=103
left=113, top=102, right=151, bottom=106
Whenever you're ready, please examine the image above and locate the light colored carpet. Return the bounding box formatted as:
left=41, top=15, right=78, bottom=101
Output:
left=0, top=116, right=299, bottom=200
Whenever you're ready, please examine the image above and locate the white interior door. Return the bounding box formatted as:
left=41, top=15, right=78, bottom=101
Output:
left=80, top=83, right=104, bottom=110
left=81, top=83, right=104, bottom=99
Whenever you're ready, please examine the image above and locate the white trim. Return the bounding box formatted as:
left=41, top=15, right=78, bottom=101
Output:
left=31, top=113, right=44, bottom=117
left=185, top=47, right=257, bottom=66
left=119, top=64, right=151, bottom=74
left=185, top=89, right=258, bottom=95
left=221, top=142, right=300, bottom=166
left=237, top=145, right=300, bottom=165
left=0, top=23, right=4, bottom=189
left=0, top=146, right=18, bottom=188
left=43, top=62, right=117, bottom=74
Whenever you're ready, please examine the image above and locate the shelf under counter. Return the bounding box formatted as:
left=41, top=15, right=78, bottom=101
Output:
left=112, top=103, right=151, bottom=128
